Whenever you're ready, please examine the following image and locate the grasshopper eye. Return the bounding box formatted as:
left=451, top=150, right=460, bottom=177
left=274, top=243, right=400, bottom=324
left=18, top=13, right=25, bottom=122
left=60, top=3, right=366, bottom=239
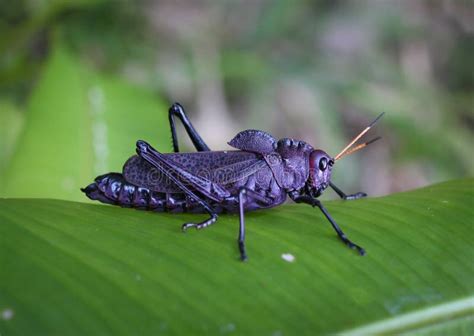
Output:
left=319, top=157, right=328, bottom=171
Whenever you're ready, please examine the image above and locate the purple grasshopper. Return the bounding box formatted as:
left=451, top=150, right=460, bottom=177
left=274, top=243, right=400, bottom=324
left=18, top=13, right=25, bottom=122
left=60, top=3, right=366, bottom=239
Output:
left=82, top=103, right=384, bottom=261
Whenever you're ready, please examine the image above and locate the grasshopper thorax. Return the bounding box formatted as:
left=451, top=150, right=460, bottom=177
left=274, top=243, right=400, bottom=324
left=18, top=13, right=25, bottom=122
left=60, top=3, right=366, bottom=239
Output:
left=306, top=150, right=334, bottom=197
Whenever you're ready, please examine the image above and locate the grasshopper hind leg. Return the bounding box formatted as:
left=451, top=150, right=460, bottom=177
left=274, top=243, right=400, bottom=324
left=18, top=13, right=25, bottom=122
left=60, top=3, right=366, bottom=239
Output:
left=136, top=140, right=222, bottom=234
left=181, top=214, right=218, bottom=231
left=168, top=103, right=210, bottom=152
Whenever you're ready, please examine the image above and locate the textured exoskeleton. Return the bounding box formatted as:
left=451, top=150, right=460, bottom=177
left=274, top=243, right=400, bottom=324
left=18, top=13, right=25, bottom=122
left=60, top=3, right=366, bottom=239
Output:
left=82, top=103, right=383, bottom=260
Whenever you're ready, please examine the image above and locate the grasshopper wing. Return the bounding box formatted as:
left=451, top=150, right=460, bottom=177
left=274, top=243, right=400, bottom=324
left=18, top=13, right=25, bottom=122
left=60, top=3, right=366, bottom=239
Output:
left=123, top=151, right=267, bottom=193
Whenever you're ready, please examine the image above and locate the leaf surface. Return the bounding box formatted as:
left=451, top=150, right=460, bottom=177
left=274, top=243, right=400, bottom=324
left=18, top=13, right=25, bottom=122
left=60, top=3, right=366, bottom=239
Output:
left=0, top=179, right=473, bottom=334
left=2, top=46, right=169, bottom=201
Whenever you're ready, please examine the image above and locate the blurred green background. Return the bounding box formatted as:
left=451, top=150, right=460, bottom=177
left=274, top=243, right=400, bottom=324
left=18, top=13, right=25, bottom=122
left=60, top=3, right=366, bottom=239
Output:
left=0, top=0, right=473, bottom=202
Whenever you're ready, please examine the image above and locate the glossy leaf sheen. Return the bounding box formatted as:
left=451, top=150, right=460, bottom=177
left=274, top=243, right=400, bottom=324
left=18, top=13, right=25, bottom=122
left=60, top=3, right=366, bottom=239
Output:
left=2, top=46, right=169, bottom=201
left=0, top=179, right=473, bottom=335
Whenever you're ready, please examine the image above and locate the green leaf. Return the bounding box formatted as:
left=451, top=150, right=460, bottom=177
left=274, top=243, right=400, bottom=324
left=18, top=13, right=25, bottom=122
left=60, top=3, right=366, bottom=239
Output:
left=0, top=100, right=24, bottom=188
left=1, top=45, right=170, bottom=201
left=1, top=179, right=473, bottom=334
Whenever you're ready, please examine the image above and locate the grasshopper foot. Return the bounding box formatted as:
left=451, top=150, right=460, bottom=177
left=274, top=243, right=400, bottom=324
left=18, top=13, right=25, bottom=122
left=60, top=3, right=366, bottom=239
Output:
left=238, top=241, right=248, bottom=261
left=182, top=215, right=217, bottom=232
left=182, top=223, right=196, bottom=232
left=344, top=192, right=367, bottom=200
left=341, top=236, right=366, bottom=256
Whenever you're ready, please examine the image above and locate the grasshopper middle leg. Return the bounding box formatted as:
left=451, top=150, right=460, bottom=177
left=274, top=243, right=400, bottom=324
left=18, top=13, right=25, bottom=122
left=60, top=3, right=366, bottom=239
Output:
left=236, top=187, right=272, bottom=261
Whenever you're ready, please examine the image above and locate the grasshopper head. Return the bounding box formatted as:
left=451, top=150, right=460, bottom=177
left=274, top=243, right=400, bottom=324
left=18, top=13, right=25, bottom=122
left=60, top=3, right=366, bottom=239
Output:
left=305, top=112, right=385, bottom=198
left=306, top=150, right=334, bottom=197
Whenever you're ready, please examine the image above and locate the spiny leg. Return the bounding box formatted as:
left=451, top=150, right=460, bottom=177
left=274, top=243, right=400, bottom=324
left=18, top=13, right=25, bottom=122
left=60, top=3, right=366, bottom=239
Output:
left=237, top=187, right=272, bottom=261
left=136, top=140, right=223, bottom=231
left=330, top=182, right=366, bottom=200
left=136, top=140, right=230, bottom=202
left=168, top=102, right=210, bottom=152
left=182, top=212, right=218, bottom=231
left=291, top=195, right=365, bottom=255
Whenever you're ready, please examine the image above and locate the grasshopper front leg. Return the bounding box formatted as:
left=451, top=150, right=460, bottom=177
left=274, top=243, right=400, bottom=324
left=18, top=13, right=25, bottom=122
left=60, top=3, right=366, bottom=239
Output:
left=329, top=182, right=367, bottom=200
left=290, top=193, right=365, bottom=255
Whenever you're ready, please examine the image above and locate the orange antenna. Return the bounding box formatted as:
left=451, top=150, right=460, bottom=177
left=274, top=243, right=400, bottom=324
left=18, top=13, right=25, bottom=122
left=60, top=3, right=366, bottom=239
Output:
left=335, top=136, right=381, bottom=160
left=334, top=112, right=384, bottom=161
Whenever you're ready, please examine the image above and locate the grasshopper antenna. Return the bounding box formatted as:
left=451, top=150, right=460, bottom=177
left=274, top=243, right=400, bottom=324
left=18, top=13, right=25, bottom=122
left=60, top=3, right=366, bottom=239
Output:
left=336, top=136, right=381, bottom=160
left=334, top=112, right=384, bottom=161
